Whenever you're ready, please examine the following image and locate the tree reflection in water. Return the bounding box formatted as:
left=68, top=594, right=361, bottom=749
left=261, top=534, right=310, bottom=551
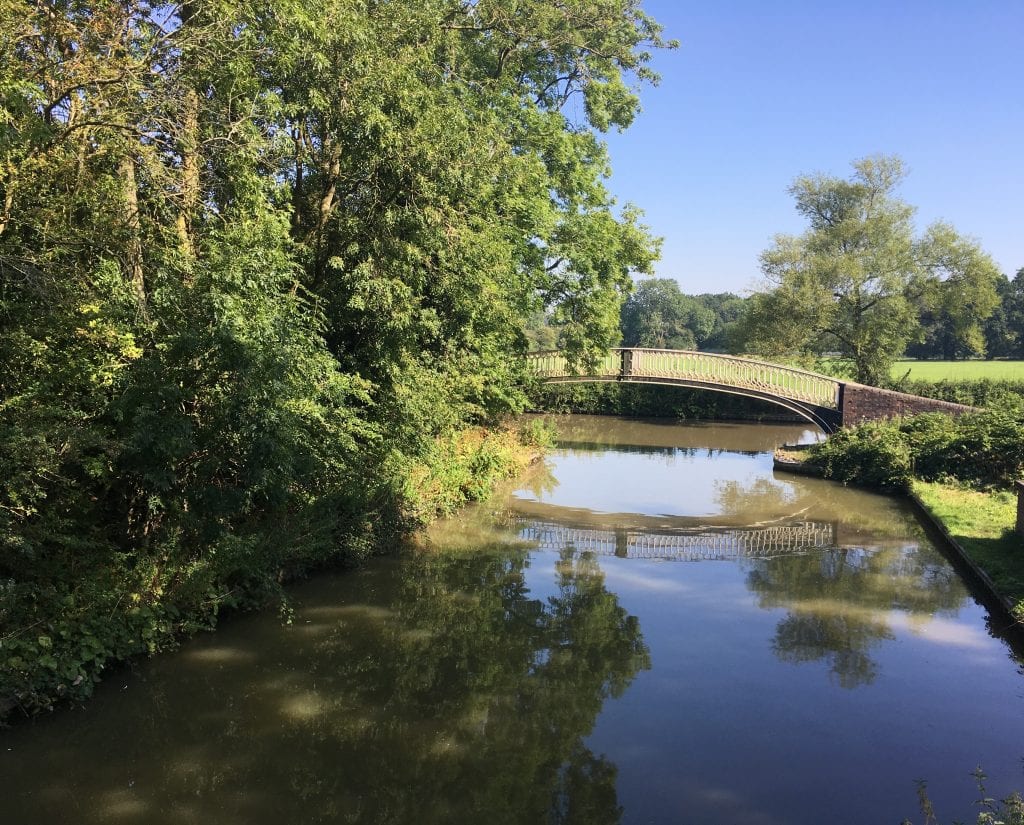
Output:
left=0, top=545, right=649, bottom=825
left=746, top=546, right=965, bottom=688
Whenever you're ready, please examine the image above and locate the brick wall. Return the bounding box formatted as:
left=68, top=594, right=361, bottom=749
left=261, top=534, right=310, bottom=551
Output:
left=840, top=383, right=976, bottom=427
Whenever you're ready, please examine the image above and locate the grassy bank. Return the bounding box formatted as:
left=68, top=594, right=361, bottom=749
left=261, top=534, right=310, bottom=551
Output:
left=911, top=482, right=1024, bottom=619
left=400, top=422, right=549, bottom=524
left=786, top=406, right=1024, bottom=621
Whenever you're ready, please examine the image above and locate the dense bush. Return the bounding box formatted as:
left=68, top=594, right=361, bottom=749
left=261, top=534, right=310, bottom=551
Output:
left=806, top=403, right=1024, bottom=491
left=894, top=378, right=1024, bottom=407
left=805, top=423, right=913, bottom=490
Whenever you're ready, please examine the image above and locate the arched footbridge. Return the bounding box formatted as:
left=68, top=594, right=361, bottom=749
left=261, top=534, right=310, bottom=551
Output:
left=526, top=348, right=974, bottom=433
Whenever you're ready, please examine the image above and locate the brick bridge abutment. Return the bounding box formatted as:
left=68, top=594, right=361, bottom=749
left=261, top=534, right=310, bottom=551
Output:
left=838, top=383, right=976, bottom=427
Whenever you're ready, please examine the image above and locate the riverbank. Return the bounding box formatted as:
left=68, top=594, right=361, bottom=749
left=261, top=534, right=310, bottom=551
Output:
left=774, top=449, right=1024, bottom=622
left=910, top=483, right=1024, bottom=620
left=1, top=420, right=549, bottom=725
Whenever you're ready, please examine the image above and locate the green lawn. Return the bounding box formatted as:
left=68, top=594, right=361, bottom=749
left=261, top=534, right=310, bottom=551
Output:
left=912, top=481, right=1024, bottom=618
left=891, top=360, right=1024, bottom=382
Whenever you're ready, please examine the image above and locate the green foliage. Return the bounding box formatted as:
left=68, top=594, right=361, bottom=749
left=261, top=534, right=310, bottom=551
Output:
left=0, top=0, right=670, bottom=719
left=617, top=283, right=745, bottom=352
left=693, top=292, right=748, bottom=351
left=531, top=381, right=801, bottom=422
left=983, top=269, right=1024, bottom=360
left=805, top=404, right=1024, bottom=491
left=620, top=278, right=715, bottom=350
left=808, top=422, right=914, bottom=490
left=894, top=377, right=1024, bottom=407
left=517, top=417, right=557, bottom=450
left=739, top=155, right=1002, bottom=385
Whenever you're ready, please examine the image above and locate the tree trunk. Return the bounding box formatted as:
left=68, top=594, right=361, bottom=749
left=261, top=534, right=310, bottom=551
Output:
left=175, top=2, right=200, bottom=261
left=119, top=154, right=147, bottom=314
left=175, top=87, right=200, bottom=260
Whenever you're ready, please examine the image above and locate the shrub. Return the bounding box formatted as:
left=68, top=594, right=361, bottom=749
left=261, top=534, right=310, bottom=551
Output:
left=806, top=402, right=1024, bottom=492
left=808, top=422, right=913, bottom=490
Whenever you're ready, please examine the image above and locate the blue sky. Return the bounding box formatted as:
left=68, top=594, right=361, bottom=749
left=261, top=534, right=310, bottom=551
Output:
left=600, top=0, right=1023, bottom=295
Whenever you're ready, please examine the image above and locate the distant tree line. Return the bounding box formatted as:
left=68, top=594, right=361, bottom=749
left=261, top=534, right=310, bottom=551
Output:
left=531, top=266, right=1024, bottom=373
left=527, top=281, right=745, bottom=353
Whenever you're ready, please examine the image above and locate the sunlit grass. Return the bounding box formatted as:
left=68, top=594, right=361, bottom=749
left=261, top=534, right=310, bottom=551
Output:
left=892, top=360, right=1024, bottom=382
left=912, top=481, right=1024, bottom=618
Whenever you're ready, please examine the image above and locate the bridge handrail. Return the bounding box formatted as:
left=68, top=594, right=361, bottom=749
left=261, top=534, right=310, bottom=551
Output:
left=525, top=348, right=841, bottom=410
left=514, top=519, right=837, bottom=560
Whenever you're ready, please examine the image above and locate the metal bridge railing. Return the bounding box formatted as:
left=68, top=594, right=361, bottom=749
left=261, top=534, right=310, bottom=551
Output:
left=515, top=520, right=837, bottom=561
left=526, top=348, right=841, bottom=410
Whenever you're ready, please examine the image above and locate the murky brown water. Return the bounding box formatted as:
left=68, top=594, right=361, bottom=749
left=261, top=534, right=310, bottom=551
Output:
left=2, top=416, right=1023, bottom=825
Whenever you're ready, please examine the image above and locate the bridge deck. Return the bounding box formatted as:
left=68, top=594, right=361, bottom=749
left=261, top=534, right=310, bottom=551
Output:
left=527, top=349, right=841, bottom=410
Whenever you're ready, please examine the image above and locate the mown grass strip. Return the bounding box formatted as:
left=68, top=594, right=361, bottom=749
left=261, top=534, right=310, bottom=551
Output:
left=892, top=360, right=1024, bottom=382
left=911, top=481, right=1024, bottom=619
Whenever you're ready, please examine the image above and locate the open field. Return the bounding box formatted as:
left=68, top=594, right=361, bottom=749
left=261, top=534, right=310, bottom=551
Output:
left=891, top=360, right=1024, bottom=382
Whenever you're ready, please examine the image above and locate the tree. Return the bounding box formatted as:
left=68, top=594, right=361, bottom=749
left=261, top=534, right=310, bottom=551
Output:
left=620, top=278, right=715, bottom=350
left=0, top=0, right=672, bottom=716
left=983, top=268, right=1024, bottom=359
left=738, top=156, right=1002, bottom=385
left=693, top=292, right=748, bottom=351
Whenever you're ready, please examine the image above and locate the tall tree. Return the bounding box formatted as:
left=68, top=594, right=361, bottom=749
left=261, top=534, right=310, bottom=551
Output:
left=738, top=156, right=1001, bottom=384
left=620, top=278, right=714, bottom=350
left=0, top=0, right=671, bottom=716
left=983, top=268, right=1024, bottom=359
left=693, top=292, right=747, bottom=352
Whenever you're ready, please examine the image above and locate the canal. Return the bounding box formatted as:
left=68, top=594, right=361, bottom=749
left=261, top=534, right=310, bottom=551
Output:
left=2, top=415, right=1023, bottom=824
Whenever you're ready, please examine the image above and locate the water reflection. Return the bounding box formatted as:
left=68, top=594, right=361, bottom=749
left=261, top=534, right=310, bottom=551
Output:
left=507, top=506, right=968, bottom=690
left=1, top=547, right=649, bottom=825
left=514, top=516, right=837, bottom=561
left=549, top=416, right=822, bottom=453
left=746, top=547, right=965, bottom=687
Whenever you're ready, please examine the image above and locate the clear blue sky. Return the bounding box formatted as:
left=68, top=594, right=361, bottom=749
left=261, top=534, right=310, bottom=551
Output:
left=601, top=0, right=1023, bottom=295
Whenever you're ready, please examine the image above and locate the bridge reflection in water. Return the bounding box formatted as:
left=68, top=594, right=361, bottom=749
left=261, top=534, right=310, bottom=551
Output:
left=514, top=518, right=837, bottom=562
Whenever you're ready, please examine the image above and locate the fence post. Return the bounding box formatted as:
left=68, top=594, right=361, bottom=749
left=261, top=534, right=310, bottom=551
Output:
left=620, top=349, right=633, bottom=379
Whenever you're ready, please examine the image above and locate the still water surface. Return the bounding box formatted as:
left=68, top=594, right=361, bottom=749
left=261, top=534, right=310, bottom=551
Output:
left=3, top=416, right=1024, bottom=824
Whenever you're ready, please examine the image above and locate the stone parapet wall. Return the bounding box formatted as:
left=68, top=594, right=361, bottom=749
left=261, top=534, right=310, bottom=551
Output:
left=840, top=383, right=976, bottom=427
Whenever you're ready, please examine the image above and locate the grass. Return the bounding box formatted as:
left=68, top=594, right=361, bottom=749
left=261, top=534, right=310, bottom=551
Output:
left=891, top=360, right=1024, bottom=382
left=912, top=480, right=1024, bottom=619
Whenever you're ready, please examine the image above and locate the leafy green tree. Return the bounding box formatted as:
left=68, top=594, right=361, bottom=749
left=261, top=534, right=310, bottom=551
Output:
left=620, top=278, right=715, bottom=350
left=983, top=268, right=1024, bottom=359
left=738, top=156, right=1001, bottom=384
left=0, top=0, right=671, bottom=717
left=693, top=292, right=748, bottom=351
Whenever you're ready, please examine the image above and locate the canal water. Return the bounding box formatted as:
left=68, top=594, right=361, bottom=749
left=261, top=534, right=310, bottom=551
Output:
left=2, top=416, right=1023, bottom=824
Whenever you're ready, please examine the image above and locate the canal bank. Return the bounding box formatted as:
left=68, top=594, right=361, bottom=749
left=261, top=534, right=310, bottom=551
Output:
left=1, top=421, right=549, bottom=725
left=774, top=447, right=1024, bottom=626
